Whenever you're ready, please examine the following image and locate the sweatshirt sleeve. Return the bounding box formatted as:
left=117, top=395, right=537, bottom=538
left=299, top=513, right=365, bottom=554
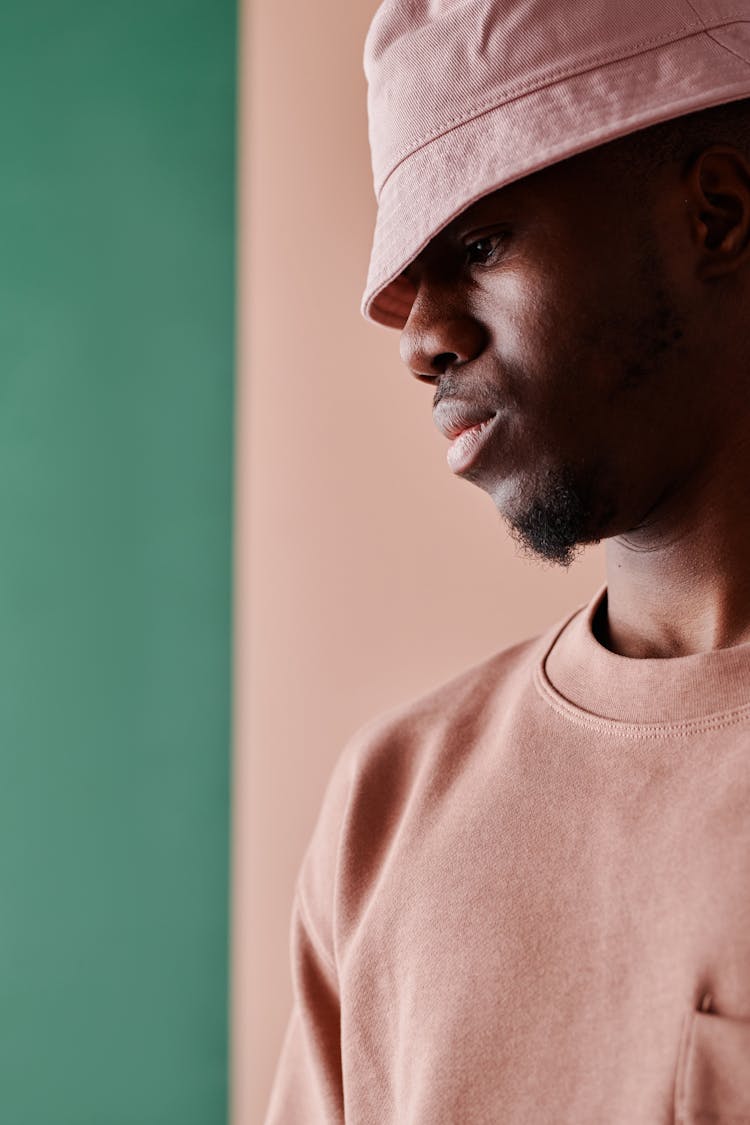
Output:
left=263, top=892, right=345, bottom=1123
left=264, top=743, right=355, bottom=1124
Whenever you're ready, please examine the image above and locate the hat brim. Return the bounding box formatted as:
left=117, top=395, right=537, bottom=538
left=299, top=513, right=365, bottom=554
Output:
left=362, top=23, right=750, bottom=329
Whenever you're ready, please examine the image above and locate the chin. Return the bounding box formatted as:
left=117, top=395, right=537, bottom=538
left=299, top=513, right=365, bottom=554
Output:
left=489, top=465, right=601, bottom=567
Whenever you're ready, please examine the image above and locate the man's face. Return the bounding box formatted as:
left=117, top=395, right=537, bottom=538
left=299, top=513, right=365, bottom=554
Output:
left=399, top=146, right=712, bottom=565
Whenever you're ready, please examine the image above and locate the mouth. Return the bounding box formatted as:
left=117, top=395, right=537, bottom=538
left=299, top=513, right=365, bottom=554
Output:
left=433, top=399, right=498, bottom=474
left=445, top=414, right=497, bottom=474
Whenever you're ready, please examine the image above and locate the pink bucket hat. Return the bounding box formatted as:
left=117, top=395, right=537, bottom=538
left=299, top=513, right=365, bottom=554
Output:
left=362, top=0, right=750, bottom=329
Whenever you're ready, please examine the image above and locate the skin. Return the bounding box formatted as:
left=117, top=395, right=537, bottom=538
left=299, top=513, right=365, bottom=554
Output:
left=398, top=141, right=750, bottom=658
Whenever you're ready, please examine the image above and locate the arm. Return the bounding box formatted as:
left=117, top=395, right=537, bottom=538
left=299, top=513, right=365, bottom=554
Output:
left=264, top=889, right=344, bottom=1123
left=264, top=742, right=356, bottom=1124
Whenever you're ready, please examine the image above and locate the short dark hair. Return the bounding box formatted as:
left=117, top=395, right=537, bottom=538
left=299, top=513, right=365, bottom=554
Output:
left=607, top=96, right=750, bottom=175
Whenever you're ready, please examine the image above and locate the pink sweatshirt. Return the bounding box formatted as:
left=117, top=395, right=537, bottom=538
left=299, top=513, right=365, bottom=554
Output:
left=265, top=588, right=750, bottom=1123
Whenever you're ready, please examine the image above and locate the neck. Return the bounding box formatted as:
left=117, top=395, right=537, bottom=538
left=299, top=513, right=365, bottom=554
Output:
left=601, top=453, right=750, bottom=658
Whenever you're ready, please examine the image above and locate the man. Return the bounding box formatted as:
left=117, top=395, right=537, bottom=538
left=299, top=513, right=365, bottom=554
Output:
left=265, top=1, right=750, bottom=1121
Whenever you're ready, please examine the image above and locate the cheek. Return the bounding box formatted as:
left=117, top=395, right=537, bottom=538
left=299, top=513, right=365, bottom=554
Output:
left=475, top=268, right=567, bottom=370
left=480, top=269, right=601, bottom=423
left=483, top=255, right=589, bottom=351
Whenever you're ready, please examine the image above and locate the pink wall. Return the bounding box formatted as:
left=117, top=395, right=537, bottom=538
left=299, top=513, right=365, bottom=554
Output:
left=232, top=1, right=605, bottom=1120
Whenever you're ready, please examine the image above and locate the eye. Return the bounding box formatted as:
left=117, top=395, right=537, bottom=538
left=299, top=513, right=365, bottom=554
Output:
left=464, top=233, right=504, bottom=266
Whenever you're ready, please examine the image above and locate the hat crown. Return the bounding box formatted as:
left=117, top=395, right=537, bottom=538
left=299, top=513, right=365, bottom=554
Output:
left=365, top=0, right=734, bottom=196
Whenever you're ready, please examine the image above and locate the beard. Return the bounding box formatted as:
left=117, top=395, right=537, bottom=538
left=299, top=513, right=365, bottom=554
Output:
left=504, top=464, right=600, bottom=567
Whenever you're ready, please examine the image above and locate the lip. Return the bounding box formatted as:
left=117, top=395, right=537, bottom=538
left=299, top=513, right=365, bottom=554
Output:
left=433, top=400, right=496, bottom=440
left=433, top=400, right=498, bottom=474
left=446, top=415, right=498, bottom=474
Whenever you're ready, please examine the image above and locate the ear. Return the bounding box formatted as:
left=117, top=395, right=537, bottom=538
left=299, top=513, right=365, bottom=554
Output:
left=686, top=146, right=750, bottom=281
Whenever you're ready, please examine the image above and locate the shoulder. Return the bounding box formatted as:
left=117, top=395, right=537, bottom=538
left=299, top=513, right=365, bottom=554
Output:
left=347, top=628, right=547, bottom=766
left=294, top=622, right=562, bottom=951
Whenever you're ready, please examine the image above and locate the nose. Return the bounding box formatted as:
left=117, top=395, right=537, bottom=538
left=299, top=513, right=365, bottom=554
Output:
left=399, top=283, right=486, bottom=382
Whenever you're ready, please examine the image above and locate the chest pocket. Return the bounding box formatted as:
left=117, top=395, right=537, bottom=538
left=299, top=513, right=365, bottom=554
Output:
left=675, top=1007, right=750, bottom=1123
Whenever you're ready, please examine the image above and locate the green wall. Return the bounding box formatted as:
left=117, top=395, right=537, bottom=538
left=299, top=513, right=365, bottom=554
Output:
left=0, top=3, right=236, bottom=1122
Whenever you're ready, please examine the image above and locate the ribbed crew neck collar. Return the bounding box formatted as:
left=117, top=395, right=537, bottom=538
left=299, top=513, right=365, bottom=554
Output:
left=540, top=586, right=750, bottom=728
